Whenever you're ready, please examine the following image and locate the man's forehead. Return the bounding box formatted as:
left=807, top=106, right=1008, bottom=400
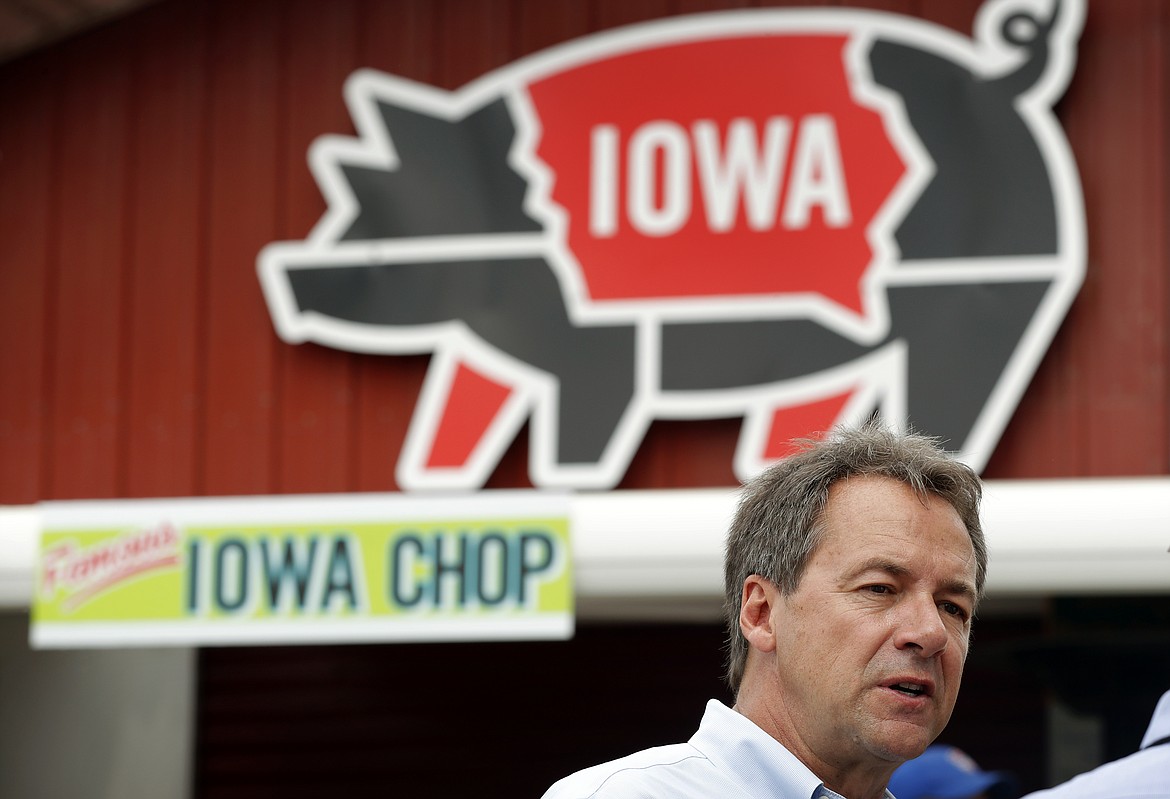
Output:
left=814, top=479, right=975, bottom=572
left=822, top=474, right=965, bottom=524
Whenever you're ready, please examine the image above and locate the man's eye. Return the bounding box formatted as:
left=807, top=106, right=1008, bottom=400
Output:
left=866, top=585, right=892, bottom=594
left=940, top=602, right=968, bottom=619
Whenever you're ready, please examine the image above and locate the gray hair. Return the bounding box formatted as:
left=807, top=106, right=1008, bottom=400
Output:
left=723, top=422, right=986, bottom=693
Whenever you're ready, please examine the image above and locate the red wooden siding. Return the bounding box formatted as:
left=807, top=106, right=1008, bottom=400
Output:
left=50, top=23, right=132, bottom=501
left=0, top=0, right=1166, bottom=506
left=203, top=0, right=281, bottom=497
left=0, top=54, right=54, bottom=503
left=125, top=0, right=207, bottom=499
left=986, top=0, right=1169, bottom=478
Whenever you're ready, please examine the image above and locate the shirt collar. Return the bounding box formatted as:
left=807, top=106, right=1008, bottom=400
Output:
left=690, top=699, right=895, bottom=799
left=1139, top=689, right=1170, bottom=749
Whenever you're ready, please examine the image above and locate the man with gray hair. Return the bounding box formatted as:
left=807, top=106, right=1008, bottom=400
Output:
left=543, top=424, right=987, bottom=799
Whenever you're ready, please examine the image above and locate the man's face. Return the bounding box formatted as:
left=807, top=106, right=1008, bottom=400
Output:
left=764, top=475, right=977, bottom=774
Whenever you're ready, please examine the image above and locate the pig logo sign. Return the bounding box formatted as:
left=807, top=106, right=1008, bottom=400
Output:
left=259, top=0, right=1085, bottom=490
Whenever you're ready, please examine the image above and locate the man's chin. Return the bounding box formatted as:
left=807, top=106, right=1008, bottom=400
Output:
left=862, top=722, right=937, bottom=764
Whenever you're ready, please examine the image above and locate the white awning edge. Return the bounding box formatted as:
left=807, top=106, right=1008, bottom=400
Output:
left=2, top=478, right=1167, bottom=612
left=0, top=506, right=40, bottom=609
left=980, top=477, right=1170, bottom=595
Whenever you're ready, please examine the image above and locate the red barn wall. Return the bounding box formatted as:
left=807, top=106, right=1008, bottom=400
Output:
left=1, top=0, right=1166, bottom=508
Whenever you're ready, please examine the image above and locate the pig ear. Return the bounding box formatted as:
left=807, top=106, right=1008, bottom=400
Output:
left=335, top=97, right=542, bottom=241
left=739, top=575, right=779, bottom=654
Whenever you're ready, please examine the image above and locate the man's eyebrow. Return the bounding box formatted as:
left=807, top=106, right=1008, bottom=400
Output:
left=942, top=579, right=979, bottom=604
left=845, top=557, right=911, bottom=581
left=846, top=557, right=977, bottom=601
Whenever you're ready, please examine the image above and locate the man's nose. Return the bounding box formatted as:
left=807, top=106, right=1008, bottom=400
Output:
left=893, top=594, right=949, bottom=657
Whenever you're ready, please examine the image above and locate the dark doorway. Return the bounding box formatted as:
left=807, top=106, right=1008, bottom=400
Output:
left=194, top=623, right=733, bottom=798
left=195, top=604, right=1170, bottom=798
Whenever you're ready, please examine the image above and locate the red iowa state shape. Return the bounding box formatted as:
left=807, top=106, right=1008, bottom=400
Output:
left=529, top=35, right=906, bottom=317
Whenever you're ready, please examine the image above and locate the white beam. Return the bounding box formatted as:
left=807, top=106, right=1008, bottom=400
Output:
left=0, top=506, right=38, bottom=609
left=980, top=477, right=1170, bottom=594
left=2, top=478, right=1167, bottom=614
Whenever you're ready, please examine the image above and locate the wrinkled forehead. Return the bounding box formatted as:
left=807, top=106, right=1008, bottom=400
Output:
left=817, top=475, right=974, bottom=560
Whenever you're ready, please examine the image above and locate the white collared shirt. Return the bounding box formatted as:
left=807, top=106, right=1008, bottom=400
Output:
left=1021, top=689, right=1170, bottom=799
left=541, top=699, right=894, bottom=799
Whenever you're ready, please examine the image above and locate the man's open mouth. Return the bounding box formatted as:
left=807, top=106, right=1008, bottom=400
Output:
left=890, top=681, right=929, bottom=697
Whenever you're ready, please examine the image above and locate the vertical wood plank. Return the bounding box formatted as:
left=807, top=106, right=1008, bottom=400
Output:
left=358, top=0, right=438, bottom=84
left=436, top=0, right=515, bottom=89
left=1163, top=0, right=1170, bottom=476
left=515, top=1, right=590, bottom=54
left=47, top=27, right=133, bottom=500
left=123, top=1, right=209, bottom=498
left=619, top=420, right=740, bottom=489
left=274, top=0, right=361, bottom=494
left=0, top=55, right=55, bottom=503
left=593, top=0, right=673, bottom=32
left=351, top=355, right=430, bottom=492
left=202, top=0, right=283, bottom=496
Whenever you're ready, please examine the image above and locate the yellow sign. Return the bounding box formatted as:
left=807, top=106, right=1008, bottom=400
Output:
left=31, top=493, right=572, bottom=648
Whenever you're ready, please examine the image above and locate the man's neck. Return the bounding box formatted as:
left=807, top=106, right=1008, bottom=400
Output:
left=732, top=694, right=895, bottom=799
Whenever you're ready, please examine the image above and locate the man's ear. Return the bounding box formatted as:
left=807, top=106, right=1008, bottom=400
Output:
left=739, top=575, right=779, bottom=654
